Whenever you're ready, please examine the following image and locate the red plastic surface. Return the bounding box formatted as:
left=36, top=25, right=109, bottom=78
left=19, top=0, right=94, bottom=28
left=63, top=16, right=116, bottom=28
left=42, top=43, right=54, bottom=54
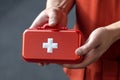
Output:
left=22, top=28, right=83, bottom=64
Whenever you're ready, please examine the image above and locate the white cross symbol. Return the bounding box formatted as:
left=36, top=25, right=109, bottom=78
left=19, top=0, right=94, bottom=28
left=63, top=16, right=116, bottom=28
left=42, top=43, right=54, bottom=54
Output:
left=42, top=38, right=58, bottom=53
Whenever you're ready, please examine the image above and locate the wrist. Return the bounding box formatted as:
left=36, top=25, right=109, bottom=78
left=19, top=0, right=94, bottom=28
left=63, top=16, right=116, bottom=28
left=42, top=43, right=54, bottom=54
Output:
left=45, top=6, right=66, bottom=13
left=46, top=0, right=74, bottom=15
left=105, top=24, right=120, bottom=43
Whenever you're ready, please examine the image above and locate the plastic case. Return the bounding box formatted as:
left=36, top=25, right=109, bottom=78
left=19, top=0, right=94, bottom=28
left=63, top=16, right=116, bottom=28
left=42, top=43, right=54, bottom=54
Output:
left=22, top=26, right=83, bottom=64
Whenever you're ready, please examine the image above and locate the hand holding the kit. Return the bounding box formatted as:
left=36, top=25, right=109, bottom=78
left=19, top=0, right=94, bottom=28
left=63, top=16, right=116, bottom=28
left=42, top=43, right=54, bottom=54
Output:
left=30, top=7, right=67, bottom=29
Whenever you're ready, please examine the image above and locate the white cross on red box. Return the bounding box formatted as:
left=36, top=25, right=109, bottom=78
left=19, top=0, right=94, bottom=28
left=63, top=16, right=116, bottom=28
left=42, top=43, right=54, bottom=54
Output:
left=42, top=38, right=58, bottom=53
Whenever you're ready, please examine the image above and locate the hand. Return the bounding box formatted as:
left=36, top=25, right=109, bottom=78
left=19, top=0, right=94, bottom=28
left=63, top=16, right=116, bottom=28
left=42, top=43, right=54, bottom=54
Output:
left=63, top=27, right=116, bottom=69
left=30, top=7, right=67, bottom=29
left=30, top=7, right=68, bottom=66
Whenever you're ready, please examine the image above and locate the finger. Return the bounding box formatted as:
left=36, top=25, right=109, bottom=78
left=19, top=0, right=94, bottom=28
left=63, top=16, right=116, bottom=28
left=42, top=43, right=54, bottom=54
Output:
left=29, top=11, right=48, bottom=29
left=75, top=35, right=101, bottom=56
left=48, top=11, right=58, bottom=27
left=38, top=63, right=44, bottom=66
left=75, top=41, right=95, bottom=56
left=76, top=47, right=102, bottom=68
left=62, top=64, right=85, bottom=69
left=58, top=15, right=67, bottom=27
left=38, top=63, right=50, bottom=66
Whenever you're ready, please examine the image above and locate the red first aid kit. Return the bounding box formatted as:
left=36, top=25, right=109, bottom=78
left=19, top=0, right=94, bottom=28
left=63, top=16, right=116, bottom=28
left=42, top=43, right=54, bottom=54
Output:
left=22, top=25, right=83, bottom=64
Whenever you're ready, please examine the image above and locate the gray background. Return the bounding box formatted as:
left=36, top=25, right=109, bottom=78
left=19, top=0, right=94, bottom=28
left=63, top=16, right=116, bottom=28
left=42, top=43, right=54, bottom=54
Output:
left=0, top=0, right=75, bottom=80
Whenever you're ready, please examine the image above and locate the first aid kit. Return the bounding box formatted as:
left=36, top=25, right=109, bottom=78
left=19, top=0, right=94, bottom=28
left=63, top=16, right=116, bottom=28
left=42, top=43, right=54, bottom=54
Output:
left=22, top=24, right=83, bottom=64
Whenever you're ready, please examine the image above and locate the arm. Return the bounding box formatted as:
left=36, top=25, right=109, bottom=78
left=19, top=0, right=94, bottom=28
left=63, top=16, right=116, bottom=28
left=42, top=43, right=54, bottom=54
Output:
left=30, top=0, right=75, bottom=28
left=63, top=21, right=120, bottom=68
left=46, top=0, right=75, bottom=14
left=106, top=21, right=120, bottom=41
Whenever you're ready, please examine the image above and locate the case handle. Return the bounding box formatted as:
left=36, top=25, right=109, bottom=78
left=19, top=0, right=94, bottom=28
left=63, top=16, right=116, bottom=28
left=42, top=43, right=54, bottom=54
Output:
left=37, top=24, right=68, bottom=31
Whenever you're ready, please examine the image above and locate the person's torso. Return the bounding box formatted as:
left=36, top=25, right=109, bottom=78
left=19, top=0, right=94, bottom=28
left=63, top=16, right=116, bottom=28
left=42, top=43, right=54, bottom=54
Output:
left=64, top=1, right=120, bottom=80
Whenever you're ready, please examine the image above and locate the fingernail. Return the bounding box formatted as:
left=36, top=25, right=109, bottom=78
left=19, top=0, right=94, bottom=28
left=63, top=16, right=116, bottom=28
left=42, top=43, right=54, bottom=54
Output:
left=49, top=21, right=54, bottom=26
left=75, top=50, right=82, bottom=55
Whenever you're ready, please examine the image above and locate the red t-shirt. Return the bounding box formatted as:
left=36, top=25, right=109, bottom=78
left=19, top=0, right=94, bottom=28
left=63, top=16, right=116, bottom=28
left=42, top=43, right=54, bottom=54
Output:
left=64, top=0, right=120, bottom=80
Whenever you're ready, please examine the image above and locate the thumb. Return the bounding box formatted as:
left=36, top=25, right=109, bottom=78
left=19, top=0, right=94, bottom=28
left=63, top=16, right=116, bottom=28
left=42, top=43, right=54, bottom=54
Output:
left=75, top=43, right=92, bottom=56
left=75, top=38, right=99, bottom=56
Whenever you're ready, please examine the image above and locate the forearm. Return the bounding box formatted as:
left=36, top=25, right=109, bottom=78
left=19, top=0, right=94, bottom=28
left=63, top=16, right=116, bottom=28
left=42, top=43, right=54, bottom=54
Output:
left=46, top=0, right=75, bottom=14
left=106, top=21, right=120, bottom=42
